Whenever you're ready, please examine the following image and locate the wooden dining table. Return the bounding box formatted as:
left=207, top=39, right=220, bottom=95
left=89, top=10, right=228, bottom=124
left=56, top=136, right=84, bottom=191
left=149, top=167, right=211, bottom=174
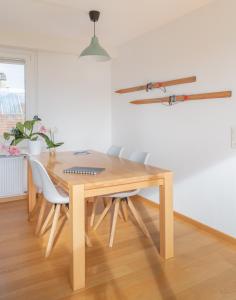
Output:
left=28, top=150, right=174, bottom=291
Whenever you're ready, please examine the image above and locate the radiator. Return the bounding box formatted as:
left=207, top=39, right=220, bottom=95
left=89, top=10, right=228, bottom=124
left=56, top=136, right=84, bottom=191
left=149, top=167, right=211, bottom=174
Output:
left=0, top=155, right=25, bottom=198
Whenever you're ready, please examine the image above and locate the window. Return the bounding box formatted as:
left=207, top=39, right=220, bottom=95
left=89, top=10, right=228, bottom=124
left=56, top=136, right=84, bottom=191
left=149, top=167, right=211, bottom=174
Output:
left=0, top=60, right=25, bottom=136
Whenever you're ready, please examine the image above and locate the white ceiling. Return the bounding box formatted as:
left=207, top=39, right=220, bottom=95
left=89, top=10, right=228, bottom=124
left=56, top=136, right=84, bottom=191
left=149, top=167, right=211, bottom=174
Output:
left=0, top=0, right=215, bottom=51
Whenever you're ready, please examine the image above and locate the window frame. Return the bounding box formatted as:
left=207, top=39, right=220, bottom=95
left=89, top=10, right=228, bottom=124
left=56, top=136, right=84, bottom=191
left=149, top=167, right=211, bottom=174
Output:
left=0, top=47, right=37, bottom=121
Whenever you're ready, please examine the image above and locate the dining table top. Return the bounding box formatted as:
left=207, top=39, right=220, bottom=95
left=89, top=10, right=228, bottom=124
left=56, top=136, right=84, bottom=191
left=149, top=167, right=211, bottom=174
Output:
left=34, top=150, right=171, bottom=190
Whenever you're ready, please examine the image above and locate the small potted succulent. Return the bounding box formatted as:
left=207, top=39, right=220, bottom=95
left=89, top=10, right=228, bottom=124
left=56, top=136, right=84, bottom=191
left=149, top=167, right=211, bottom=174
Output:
left=3, top=115, right=63, bottom=155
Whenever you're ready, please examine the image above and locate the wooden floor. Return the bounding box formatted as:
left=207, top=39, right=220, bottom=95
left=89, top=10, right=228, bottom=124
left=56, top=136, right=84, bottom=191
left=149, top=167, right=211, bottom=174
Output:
left=0, top=198, right=235, bottom=300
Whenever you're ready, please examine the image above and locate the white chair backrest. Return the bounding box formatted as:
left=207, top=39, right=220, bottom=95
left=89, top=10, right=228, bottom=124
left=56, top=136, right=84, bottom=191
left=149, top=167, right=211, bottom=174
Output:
left=107, top=145, right=124, bottom=157
left=129, top=151, right=150, bottom=165
left=29, top=157, right=42, bottom=192
left=29, top=158, right=64, bottom=204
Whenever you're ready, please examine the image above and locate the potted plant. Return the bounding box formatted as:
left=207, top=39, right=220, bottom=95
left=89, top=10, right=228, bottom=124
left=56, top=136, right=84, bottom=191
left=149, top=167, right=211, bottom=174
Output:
left=3, top=116, right=63, bottom=155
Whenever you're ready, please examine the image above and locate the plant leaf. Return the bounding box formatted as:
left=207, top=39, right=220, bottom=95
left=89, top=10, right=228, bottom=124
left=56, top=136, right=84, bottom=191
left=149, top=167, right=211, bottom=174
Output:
left=24, top=120, right=32, bottom=131
left=36, top=133, right=54, bottom=148
left=11, top=138, right=25, bottom=146
left=3, top=132, right=11, bottom=140
left=16, top=122, right=24, bottom=133
left=53, top=142, right=64, bottom=148
left=36, top=133, right=63, bottom=149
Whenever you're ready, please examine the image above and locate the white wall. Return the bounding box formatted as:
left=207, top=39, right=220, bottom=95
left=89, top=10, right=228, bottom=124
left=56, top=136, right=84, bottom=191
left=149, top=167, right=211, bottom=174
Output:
left=0, top=47, right=111, bottom=195
left=112, top=0, right=236, bottom=237
left=37, top=52, right=111, bottom=152
left=0, top=46, right=111, bottom=152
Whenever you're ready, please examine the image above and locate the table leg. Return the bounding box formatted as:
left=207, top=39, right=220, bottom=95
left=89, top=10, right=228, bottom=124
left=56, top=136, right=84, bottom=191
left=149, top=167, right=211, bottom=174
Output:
left=69, top=184, right=85, bottom=291
left=28, top=161, right=36, bottom=217
left=159, top=172, right=174, bottom=259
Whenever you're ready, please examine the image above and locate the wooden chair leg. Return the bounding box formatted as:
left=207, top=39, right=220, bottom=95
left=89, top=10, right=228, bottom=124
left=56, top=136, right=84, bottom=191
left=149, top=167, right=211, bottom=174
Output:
left=103, top=197, right=122, bottom=220
left=118, top=208, right=124, bottom=220
left=85, top=234, right=92, bottom=247
left=120, top=199, right=128, bottom=221
left=93, top=200, right=112, bottom=230
left=127, top=197, right=153, bottom=243
left=103, top=197, right=107, bottom=208
left=28, top=193, right=41, bottom=221
left=63, top=205, right=92, bottom=247
left=109, top=199, right=120, bottom=248
left=90, top=197, right=98, bottom=227
left=50, top=214, right=67, bottom=250
left=45, top=204, right=61, bottom=258
left=35, top=197, right=47, bottom=235
left=62, top=204, right=70, bottom=219
left=39, top=205, right=55, bottom=236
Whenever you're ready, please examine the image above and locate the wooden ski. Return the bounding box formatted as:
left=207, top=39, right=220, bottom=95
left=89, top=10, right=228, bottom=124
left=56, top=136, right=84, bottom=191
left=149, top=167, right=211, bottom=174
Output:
left=130, top=91, right=232, bottom=105
left=115, top=76, right=197, bottom=94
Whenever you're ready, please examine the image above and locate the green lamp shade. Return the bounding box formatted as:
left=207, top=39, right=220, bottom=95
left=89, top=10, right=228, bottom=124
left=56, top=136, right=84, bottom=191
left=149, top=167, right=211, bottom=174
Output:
left=80, top=36, right=111, bottom=62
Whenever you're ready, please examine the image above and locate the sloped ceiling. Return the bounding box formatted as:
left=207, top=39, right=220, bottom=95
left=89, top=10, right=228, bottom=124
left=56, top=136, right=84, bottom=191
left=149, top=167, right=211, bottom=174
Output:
left=0, top=0, right=215, bottom=53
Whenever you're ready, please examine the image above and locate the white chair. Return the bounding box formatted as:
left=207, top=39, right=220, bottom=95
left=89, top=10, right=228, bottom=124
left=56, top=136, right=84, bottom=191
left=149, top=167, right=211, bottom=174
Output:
left=107, top=145, right=124, bottom=157
left=29, top=157, right=46, bottom=235
left=93, top=151, right=153, bottom=247
left=30, top=158, right=91, bottom=258
left=89, top=145, right=124, bottom=227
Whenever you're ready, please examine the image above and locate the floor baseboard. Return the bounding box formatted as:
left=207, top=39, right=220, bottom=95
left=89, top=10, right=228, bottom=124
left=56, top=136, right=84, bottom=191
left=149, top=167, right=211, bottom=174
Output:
left=135, top=195, right=236, bottom=245
left=0, top=194, right=28, bottom=203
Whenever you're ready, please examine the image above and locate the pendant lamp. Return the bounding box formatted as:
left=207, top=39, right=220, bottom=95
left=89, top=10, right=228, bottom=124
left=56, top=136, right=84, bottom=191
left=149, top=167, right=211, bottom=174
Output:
left=80, top=10, right=110, bottom=62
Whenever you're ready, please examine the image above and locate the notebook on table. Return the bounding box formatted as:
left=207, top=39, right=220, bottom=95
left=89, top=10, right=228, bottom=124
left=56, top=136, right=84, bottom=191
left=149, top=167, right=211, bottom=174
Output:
left=74, top=150, right=91, bottom=156
left=63, top=166, right=105, bottom=175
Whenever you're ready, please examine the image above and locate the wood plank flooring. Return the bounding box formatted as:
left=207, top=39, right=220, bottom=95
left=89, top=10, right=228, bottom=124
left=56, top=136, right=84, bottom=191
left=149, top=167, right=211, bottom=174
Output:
left=0, top=198, right=235, bottom=300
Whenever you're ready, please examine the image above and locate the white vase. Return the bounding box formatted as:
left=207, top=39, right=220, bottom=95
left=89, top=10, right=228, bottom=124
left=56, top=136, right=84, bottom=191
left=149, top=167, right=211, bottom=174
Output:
left=28, top=140, right=42, bottom=155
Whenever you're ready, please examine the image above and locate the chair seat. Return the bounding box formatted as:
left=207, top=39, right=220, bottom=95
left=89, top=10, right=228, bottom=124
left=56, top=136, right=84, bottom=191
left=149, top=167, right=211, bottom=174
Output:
left=106, top=189, right=140, bottom=199
left=48, top=186, right=69, bottom=204
left=37, top=187, right=43, bottom=194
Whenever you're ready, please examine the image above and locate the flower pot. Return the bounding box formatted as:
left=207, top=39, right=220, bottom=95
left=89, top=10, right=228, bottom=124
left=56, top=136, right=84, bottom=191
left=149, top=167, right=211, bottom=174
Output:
left=28, top=140, right=42, bottom=155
